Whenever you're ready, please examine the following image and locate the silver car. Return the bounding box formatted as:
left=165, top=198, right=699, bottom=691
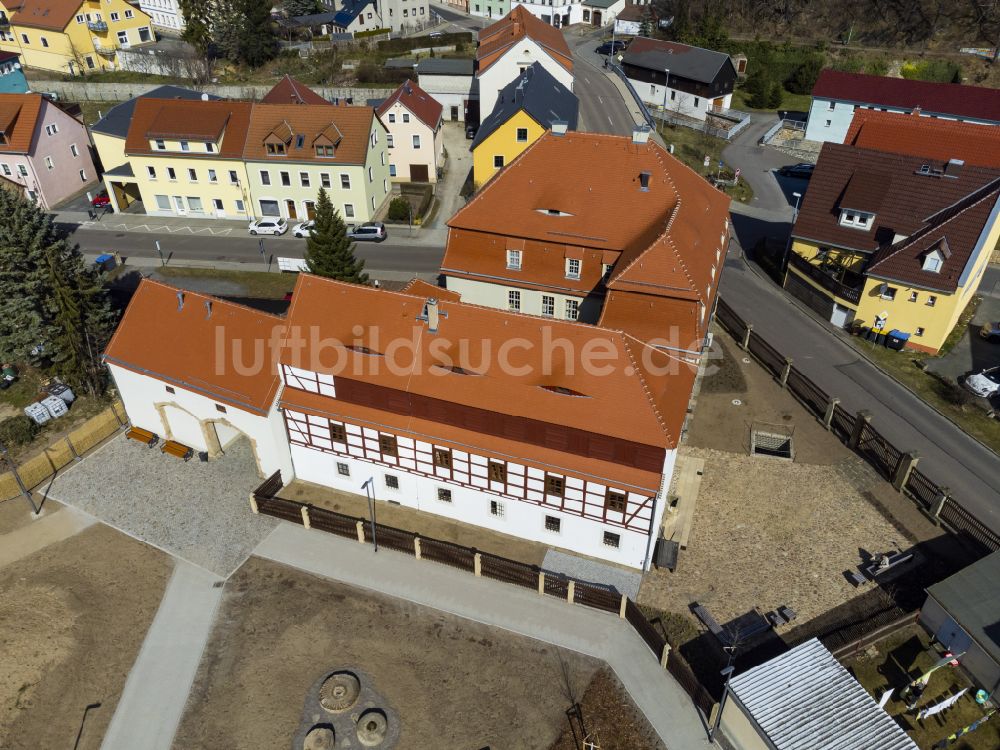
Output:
left=962, top=366, right=1000, bottom=398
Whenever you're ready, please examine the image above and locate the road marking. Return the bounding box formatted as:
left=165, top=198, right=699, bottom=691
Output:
left=76, top=221, right=232, bottom=236
left=608, top=115, right=614, bottom=126
left=598, top=96, right=603, bottom=104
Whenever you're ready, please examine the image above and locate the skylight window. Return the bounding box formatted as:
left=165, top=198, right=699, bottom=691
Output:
left=539, top=385, right=589, bottom=397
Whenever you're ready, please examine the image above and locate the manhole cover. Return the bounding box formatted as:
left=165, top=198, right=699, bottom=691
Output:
left=731, top=399, right=742, bottom=406
left=357, top=709, right=388, bottom=747
left=742, top=357, right=751, bottom=364
left=320, top=672, right=360, bottom=713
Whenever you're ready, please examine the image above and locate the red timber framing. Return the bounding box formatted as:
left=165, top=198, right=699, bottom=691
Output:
left=282, top=407, right=658, bottom=535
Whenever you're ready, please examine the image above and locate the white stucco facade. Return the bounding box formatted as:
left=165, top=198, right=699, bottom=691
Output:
left=478, top=39, right=574, bottom=122
left=631, top=78, right=732, bottom=123
left=382, top=100, right=443, bottom=183
left=109, top=363, right=293, bottom=480
left=416, top=72, right=476, bottom=122
left=138, top=0, right=185, bottom=31
left=444, top=276, right=602, bottom=323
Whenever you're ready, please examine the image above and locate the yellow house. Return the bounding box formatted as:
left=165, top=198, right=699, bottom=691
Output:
left=785, top=143, right=1000, bottom=353
left=471, top=62, right=578, bottom=188
left=0, top=0, right=154, bottom=75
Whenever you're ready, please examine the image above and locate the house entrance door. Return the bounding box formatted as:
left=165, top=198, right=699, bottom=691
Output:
left=286, top=200, right=297, bottom=220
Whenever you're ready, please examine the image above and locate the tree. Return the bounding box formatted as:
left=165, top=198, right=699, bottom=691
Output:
left=179, top=0, right=212, bottom=56
left=304, top=188, right=369, bottom=284
left=236, top=0, right=279, bottom=67
left=786, top=54, right=823, bottom=94
left=284, top=0, right=319, bottom=16
left=0, top=190, right=116, bottom=394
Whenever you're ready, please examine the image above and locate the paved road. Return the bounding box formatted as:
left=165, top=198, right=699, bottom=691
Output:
left=565, top=29, right=636, bottom=136
left=257, top=522, right=714, bottom=749
left=721, top=114, right=806, bottom=214
left=430, top=2, right=487, bottom=31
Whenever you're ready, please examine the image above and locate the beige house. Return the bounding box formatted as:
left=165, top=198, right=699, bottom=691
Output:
left=376, top=80, right=443, bottom=184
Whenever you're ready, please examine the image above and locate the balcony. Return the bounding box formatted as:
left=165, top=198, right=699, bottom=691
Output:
left=88, top=20, right=108, bottom=33
left=94, top=44, right=117, bottom=57
left=0, top=13, right=9, bottom=28
left=787, top=252, right=863, bottom=305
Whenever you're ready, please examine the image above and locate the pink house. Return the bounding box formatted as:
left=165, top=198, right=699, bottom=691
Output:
left=0, top=93, right=97, bottom=210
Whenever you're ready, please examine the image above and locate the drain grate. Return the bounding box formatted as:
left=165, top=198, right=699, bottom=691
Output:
left=750, top=423, right=794, bottom=460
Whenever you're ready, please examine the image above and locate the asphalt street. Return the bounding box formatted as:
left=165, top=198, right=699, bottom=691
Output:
left=566, top=30, right=637, bottom=136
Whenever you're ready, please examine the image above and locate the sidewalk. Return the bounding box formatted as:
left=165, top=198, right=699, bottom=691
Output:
left=100, top=560, right=224, bottom=750
left=254, top=522, right=715, bottom=749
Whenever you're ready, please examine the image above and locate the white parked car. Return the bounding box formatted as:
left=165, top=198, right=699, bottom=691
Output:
left=292, top=220, right=314, bottom=238
left=962, top=366, right=1000, bottom=398
left=248, top=217, right=287, bottom=236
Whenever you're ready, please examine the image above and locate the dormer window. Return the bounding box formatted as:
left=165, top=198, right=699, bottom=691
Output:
left=923, top=252, right=943, bottom=272
left=839, top=210, right=874, bottom=230
left=266, top=142, right=286, bottom=155
left=315, top=145, right=335, bottom=158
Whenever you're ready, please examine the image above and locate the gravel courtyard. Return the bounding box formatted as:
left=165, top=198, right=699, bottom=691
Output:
left=42, top=434, right=276, bottom=577
left=641, top=333, right=909, bottom=624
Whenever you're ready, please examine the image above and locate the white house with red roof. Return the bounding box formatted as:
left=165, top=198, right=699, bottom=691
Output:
left=805, top=70, right=1000, bottom=144
left=376, top=80, right=444, bottom=183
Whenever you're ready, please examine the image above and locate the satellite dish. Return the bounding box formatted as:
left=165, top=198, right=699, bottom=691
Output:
left=200, top=93, right=209, bottom=101
left=13, top=62, right=21, bottom=69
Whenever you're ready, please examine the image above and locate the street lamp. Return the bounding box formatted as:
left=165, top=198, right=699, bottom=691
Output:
left=662, top=67, right=670, bottom=117
left=781, top=191, right=803, bottom=275
left=361, top=476, right=378, bottom=552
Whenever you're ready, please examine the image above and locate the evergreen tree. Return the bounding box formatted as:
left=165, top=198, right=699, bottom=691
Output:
left=304, top=188, right=368, bottom=284
left=284, top=0, right=320, bottom=16
left=236, top=0, right=279, bottom=67
left=179, top=0, right=212, bottom=55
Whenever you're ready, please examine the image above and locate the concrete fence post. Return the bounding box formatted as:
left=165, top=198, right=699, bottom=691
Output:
left=249, top=494, right=259, bottom=514
left=823, top=397, right=840, bottom=430
left=567, top=580, right=575, bottom=604
left=660, top=642, right=671, bottom=668
left=619, top=595, right=627, bottom=619
left=356, top=520, right=365, bottom=543
left=932, top=487, right=951, bottom=523
left=538, top=571, right=545, bottom=595
left=414, top=537, right=421, bottom=560
left=474, top=553, right=482, bottom=577
left=300, top=505, right=310, bottom=529
left=892, top=451, right=919, bottom=492
left=779, top=358, right=793, bottom=387
left=741, top=323, right=753, bottom=351
left=849, top=410, right=872, bottom=450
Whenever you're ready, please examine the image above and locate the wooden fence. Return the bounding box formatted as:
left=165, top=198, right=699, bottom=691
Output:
left=250, top=474, right=714, bottom=714
left=714, top=297, right=1000, bottom=554
left=0, top=401, right=127, bottom=503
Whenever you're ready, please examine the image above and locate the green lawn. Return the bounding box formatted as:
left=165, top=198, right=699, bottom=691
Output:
left=155, top=266, right=296, bottom=299
left=77, top=101, right=117, bottom=127
left=657, top=124, right=754, bottom=203
left=843, top=625, right=999, bottom=750
left=732, top=87, right=813, bottom=113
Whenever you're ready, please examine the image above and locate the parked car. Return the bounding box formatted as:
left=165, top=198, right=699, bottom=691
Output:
left=778, top=163, right=815, bottom=179
left=91, top=190, right=111, bottom=207
left=596, top=40, right=628, bottom=55
left=248, top=217, right=288, bottom=236
left=347, top=222, right=387, bottom=242
left=465, top=124, right=478, bottom=140
left=980, top=321, right=1000, bottom=343
left=292, top=220, right=314, bottom=238
left=962, top=366, right=1000, bottom=398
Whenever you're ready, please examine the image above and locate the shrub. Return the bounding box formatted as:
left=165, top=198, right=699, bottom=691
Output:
left=0, top=415, right=40, bottom=447
left=786, top=54, right=824, bottom=94
left=387, top=196, right=411, bottom=221
left=901, top=59, right=961, bottom=83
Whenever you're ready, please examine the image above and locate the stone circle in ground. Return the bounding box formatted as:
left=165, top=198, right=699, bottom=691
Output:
left=293, top=666, right=399, bottom=749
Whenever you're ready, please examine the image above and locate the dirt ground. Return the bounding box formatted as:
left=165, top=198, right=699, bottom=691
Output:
left=174, top=557, right=605, bottom=750
left=548, top=668, right=665, bottom=750
left=0, top=524, right=171, bottom=750
left=641, top=333, right=915, bottom=624
left=0, top=495, right=63, bottom=535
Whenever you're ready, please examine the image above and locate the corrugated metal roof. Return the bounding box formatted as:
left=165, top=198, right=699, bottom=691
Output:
left=729, top=638, right=918, bottom=750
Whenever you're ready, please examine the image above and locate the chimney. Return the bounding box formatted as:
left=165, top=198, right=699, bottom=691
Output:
left=632, top=125, right=650, bottom=145
left=426, top=298, right=440, bottom=333
left=551, top=120, right=568, bottom=136
left=639, top=171, right=652, bottom=191
left=176, top=291, right=185, bottom=311
left=944, top=158, right=964, bottom=178
left=204, top=299, right=213, bottom=319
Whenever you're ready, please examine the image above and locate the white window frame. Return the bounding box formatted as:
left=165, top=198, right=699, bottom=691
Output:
left=565, top=299, right=579, bottom=320
left=541, top=295, right=555, bottom=317
left=506, top=249, right=521, bottom=270
left=508, top=289, right=521, bottom=311
left=565, top=258, right=581, bottom=280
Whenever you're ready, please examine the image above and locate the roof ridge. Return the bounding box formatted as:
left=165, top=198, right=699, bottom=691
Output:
left=618, top=333, right=673, bottom=443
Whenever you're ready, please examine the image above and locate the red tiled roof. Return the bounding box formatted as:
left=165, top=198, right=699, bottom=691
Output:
left=10, top=0, right=82, bottom=30
left=844, top=109, right=1000, bottom=167
left=400, top=278, right=461, bottom=301
left=281, top=274, right=696, bottom=450
left=477, top=7, right=573, bottom=74
left=376, top=79, right=443, bottom=130
left=261, top=75, right=331, bottom=106
left=866, top=180, right=1000, bottom=292
left=811, top=70, right=1000, bottom=122
left=124, top=99, right=253, bottom=158
left=0, top=93, right=42, bottom=154
left=244, top=103, right=376, bottom=165
left=791, top=143, right=1000, bottom=258
left=103, top=279, right=284, bottom=415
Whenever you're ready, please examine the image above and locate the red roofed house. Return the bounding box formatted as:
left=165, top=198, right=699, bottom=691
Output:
left=844, top=108, right=1000, bottom=167
left=376, top=79, right=443, bottom=183
left=804, top=69, right=1000, bottom=144
left=262, top=75, right=332, bottom=106
left=476, top=7, right=574, bottom=122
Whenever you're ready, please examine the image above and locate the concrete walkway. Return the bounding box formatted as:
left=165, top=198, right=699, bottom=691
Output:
left=255, top=523, right=714, bottom=749
left=0, top=505, right=95, bottom=568
left=100, top=560, right=224, bottom=750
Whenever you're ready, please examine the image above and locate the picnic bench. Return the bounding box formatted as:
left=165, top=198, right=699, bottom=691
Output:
left=161, top=440, right=194, bottom=461
left=126, top=426, right=158, bottom=448
left=865, top=551, right=914, bottom=579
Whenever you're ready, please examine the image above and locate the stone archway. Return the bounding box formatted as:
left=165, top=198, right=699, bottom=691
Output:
left=153, top=401, right=266, bottom=478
